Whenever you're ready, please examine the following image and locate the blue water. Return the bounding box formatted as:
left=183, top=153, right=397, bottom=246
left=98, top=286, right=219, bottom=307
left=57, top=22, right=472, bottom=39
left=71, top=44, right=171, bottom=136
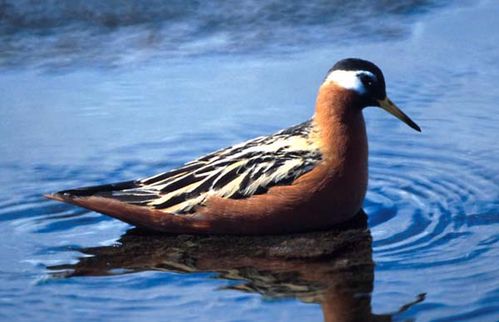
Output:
left=1, top=1, right=498, bottom=321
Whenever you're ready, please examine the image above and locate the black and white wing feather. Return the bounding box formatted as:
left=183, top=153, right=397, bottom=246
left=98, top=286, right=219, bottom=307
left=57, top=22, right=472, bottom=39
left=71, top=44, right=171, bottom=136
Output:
left=60, top=121, right=323, bottom=215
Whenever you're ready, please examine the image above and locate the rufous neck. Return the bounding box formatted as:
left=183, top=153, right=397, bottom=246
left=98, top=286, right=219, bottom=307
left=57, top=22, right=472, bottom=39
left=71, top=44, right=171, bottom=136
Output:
left=312, top=84, right=367, bottom=160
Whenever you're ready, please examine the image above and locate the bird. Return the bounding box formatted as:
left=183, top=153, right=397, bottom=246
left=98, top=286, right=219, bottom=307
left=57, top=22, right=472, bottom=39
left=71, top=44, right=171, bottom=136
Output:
left=46, top=58, right=421, bottom=235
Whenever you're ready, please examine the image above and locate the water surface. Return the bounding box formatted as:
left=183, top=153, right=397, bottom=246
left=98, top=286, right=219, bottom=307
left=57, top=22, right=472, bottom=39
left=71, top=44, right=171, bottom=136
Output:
left=0, top=1, right=498, bottom=321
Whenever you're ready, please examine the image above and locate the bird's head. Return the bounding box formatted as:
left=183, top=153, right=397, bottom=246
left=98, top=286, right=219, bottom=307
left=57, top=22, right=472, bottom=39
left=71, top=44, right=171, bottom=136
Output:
left=323, top=58, right=421, bottom=132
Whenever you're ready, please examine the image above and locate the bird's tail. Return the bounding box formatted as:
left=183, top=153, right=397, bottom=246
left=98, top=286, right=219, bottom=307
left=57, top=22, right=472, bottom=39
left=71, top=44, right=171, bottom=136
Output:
left=44, top=181, right=211, bottom=233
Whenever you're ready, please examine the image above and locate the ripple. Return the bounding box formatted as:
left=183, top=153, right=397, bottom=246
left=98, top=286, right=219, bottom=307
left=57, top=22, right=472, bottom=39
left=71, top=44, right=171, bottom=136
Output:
left=367, top=140, right=498, bottom=269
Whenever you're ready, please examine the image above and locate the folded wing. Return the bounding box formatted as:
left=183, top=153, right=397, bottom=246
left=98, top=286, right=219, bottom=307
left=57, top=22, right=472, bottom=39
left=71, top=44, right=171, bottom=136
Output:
left=54, top=121, right=322, bottom=215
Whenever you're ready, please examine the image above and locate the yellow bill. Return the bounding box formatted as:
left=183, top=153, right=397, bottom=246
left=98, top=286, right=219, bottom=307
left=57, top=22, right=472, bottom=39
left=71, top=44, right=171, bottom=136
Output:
left=377, top=97, right=421, bottom=132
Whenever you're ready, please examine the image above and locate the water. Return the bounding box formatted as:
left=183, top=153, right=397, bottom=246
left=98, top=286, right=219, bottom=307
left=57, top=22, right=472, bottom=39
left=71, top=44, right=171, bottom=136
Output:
left=1, top=1, right=498, bottom=321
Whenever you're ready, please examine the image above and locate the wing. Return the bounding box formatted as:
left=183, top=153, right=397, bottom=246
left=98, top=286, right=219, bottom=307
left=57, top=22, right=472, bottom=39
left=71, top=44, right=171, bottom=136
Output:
left=55, top=120, right=323, bottom=215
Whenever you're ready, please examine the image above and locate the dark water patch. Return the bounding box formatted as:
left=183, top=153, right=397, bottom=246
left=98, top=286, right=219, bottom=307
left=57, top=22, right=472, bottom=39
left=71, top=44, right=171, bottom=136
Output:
left=464, top=211, right=499, bottom=227
left=0, top=0, right=451, bottom=69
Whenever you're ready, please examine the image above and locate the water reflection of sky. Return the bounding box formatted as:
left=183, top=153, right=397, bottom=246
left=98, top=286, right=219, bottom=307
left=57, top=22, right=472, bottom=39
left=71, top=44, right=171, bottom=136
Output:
left=0, top=1, right=498, bottom=322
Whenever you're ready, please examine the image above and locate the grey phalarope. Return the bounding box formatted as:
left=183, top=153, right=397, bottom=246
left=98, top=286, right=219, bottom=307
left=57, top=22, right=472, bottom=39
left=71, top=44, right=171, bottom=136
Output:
left=46, top=58, right=421, bottom=234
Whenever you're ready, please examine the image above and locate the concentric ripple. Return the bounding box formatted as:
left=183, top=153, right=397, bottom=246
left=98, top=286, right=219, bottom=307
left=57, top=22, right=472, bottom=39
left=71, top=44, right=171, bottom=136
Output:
left=366, top=139, right=498, bottom=268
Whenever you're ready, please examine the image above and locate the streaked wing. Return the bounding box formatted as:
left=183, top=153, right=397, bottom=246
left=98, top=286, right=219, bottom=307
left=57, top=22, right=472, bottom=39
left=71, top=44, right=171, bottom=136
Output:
left=64, top=120, right=322, bottom=215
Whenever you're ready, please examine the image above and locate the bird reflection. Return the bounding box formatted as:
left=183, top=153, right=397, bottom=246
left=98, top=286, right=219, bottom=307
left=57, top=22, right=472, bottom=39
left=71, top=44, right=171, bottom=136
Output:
left=48, top=211, right=424, bottom=322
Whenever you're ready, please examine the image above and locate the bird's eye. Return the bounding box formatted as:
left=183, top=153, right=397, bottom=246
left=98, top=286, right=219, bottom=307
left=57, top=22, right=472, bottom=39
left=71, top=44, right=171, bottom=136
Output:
left=360, top=75, right=374, bottom=88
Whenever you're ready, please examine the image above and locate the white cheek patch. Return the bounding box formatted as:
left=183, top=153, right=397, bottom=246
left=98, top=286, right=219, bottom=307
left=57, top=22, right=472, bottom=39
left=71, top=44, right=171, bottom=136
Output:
left=324, top=70, right=376, bottom=95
